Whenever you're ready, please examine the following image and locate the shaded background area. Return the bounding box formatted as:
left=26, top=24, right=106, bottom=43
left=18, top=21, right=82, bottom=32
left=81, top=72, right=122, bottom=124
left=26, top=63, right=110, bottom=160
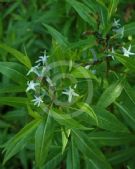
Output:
left=0, top=0, right=134, bottom=57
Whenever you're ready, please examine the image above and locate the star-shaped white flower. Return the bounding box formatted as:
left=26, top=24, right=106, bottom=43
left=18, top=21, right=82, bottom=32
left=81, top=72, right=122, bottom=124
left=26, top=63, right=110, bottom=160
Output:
left=32, top=95, right=43, bottom=107
left=36, top=53, right=49, bottom=65
left=122, top=45, right=135, bottom=57
left=108, top=47, right=115, bottom=60
left=62, top=86, right=79, bottom=103
left=112, top=19, right=121, bottom=28
left=26, top=81, right=39, bottom=92
left=46, top=76, right=55, bottom=87
left=114, top=27, right=124, bottom=39
left=40, top=65, right=51, bottom=77
left=85, top=65, right=91, bottom=70
left=27, top=64, right=40, bottom=76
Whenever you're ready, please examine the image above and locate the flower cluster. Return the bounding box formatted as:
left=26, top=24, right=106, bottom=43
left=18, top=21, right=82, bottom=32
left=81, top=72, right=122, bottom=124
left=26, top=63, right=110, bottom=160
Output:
left=26, top=51, right=79, bottom=107
left=85, top=18, right=135, bottom=74
left=26, top=52, right=50, bottom=107
left=112, top=18, right=124, bottom=39
left=108, top=18, right=135, bottom=59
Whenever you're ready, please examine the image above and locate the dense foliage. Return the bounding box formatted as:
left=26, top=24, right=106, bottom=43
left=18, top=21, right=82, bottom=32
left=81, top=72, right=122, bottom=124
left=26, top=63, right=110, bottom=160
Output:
left=0, top=0, right=135, bottom=169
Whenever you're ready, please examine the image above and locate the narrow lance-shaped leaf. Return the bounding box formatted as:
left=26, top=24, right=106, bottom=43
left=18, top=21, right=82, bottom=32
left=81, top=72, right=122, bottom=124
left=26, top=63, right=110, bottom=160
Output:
left=124, top=81, right=135, bottom=105
left=97, top=79, right=124, bottom=108
left=124, top=22, right=135, bottom=36
left=71, top=66, right=98, bottom=82
left=0, top=97, right=28, bottom=107
left=0, top=62, right=27, bottom=85
left=115, top=102, right=135, bottom=130
left=73, top=130, right=112, bottom=169
left=108, top=0, right=119, bottom=20
left=51, top=108, right=91, bottom=130
left=42, top=148, right=63, bottom=169
left=66, top=135, right=80, bottom=169
left=115, top=53, right=135, bottom=72
left=62, top=128, right=70, bottom=154
left=70, top=36, right=96, bottom=50
left=96, top=0, right=109, bottom=34
left=88, top=131, right=135, bottom=146
left=27, top=105, right=42, bottom=119
left=66, top=0, right=97, bottom=28
left=43, top=23, right=69, bottom=47
left=3, top=119, right=41, bottom=164
left=0, top=85, right=25, bottom=93
left=108, top=147, right=135, bottom=165
left=35, top=111, right=54, bottom=168
left=0, top=43, right=31, bottom=68
left=77, top=102, right=98, bottom=125
left=93, top=106, right=129, bottom=133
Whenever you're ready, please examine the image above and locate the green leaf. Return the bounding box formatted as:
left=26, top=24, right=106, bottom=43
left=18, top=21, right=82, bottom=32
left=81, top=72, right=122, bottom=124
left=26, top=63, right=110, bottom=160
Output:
left=66, top=0, right=97, bottom=28
left=3, top=119, right=41, bottom=164
left=70, top=36, right=96, bottom=50
left=27, top=105, right=42, bottom=119
left=0, top=84, right=25, bottom=93
left=0, top=62, right=27, bottom=85
left=3, top=109, right=26, bottom=120
left=0, top=120, right=11, bottom=128
left=82, top=0, right=97, bottom=13
left=108, top=147, right=135, bottom=165
left=124, top=81, right=135, bottom=105
left=115, top=53, right=135, bottom=72
left=115, top=102, right=135, bottom=130
left=124, top=22, right=135, bottom=36
left=89, top=131, right=135, bottom=146
left=3, top=2, right=19, bottom=18
left=62, top=128, right=70, bottom=153
left=93, top=107, right=129, bottom=133
left=97, top=79, right=124, bottom=108
left=0, top=43, right=31, bottom=68
left=43, top=23, right=69, bottom=47
left=108, top=0, right=119, bottom=20
left=42, top=149, right=62, bottom=169
left=82, top=0, right=109, bottom=33
left=77, top=103, right=98, bottom=124
left=96, top=0, right=109, bottom=33
left=73, top=130, right=112, bottom=169
left=71, top=66, right=98, bottom=82
left=66, top=135, right=80, bottom=169
left=0, top=97, right=28, bottom=107
left=51, top=108, right=90, bottom=130
left=35, top=112, right=54, bottom=168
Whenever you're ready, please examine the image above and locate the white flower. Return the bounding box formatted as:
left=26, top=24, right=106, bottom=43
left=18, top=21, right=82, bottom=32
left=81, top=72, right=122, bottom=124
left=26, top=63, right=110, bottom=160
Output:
left=40, top=65, right=51, bottom=77
left=114, top=27, right=124, bottom=39
left=26, top=81, right=39, bottom=92
left=85, top=65, right=91, bottom=70
left=62, top=86, right=79, bottom=103
left=32, top=95, right=43, bottom=107
left=108, top=47, right=115, bottom=60
left=27, top=64, right=40, bottom=76
left=122, top=45, right=135, bottom=57
left=112, top=19, right=121, bottom=28
left=36, top=53, right=49, bottom=65
left=46, top=76, right=55, bottom=87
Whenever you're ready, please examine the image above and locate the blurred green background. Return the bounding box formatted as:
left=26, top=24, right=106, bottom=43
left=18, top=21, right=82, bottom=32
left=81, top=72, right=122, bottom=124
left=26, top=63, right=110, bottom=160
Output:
left=0, top=0, right=134, bottom=58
